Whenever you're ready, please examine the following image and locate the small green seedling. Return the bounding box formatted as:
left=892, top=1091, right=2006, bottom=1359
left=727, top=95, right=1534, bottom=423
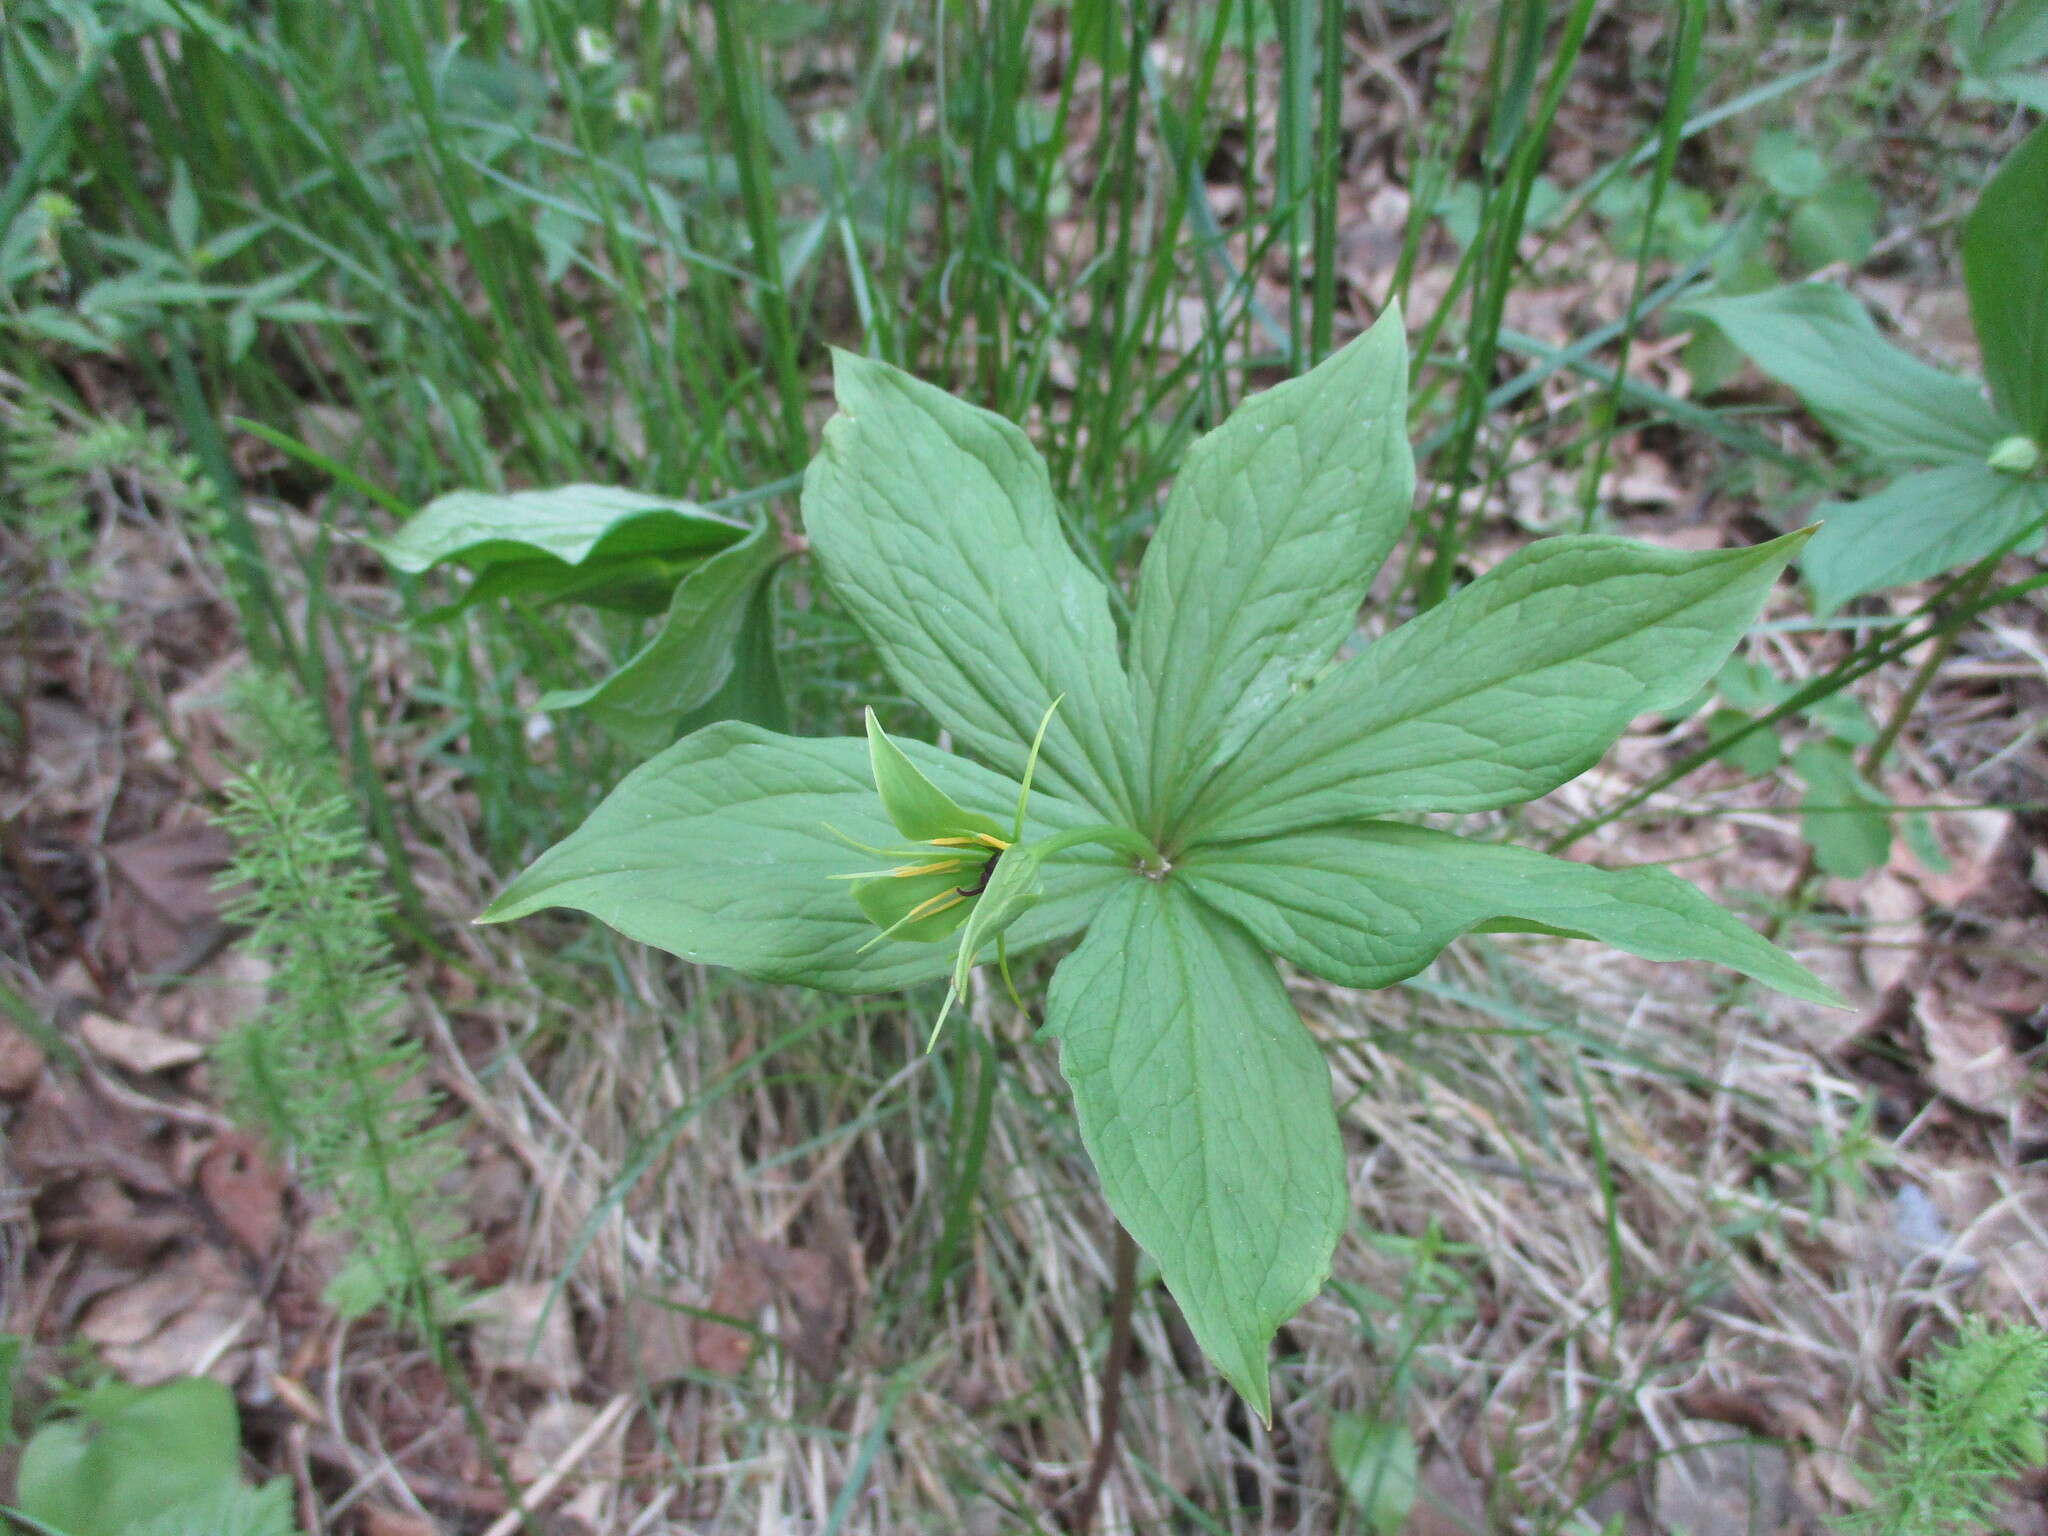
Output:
left=8, top=1376, right=299, bottom=1536
left=1691, top=123, right=2048, bottom=615
left=371, top=483, right=783, bottom=750
left=485, top=306, right=1839, bottom=1416
left=1950, top=0, right=2048, bottom=113
left=1697, top=656, right=1907, bottom=878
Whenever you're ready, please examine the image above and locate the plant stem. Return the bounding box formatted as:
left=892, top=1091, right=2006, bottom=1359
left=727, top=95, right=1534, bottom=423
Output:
left=1072, top=1226, right=1139, bottom=1535
left=1764, top=600, right=1969, bottom=943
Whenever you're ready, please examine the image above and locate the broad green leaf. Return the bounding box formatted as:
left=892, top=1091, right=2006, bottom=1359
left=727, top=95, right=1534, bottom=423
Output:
left=18, top=1379, right=244, bottom=1536
left=125, top=1479, right=302, bottom=1536
left=1802, top=464, right=2048, bottom=613
left=1792, top=740, right=1894, bottom=878
left=1964, top=122, right=2048, bottom=438
left=1330, top=1412, right=1419, bottom=1536
left=1953, top=0, right=2048, bottom=78
left=1185, top=534, right=1807, bottom=844
left=1184, top=823, right=1841, bottom=1005
left=1043, top=880, right=1346, bottom=1420
left=1689, top=285, right=2007, bottom=466
left=536, top=521, right=781, bottom=752
left=1751, top=130, right=1827, bottom=200
left=372, top=484, right=746, bottom=576
left=802, top=351, right=1141, bottom=821
left=1786, top=178, right=1879, bottom=272
left=482, top=723, right=1120, bottom=992
left=865, top=710, right=1008, bottom=842
left=1130, top=307, right=1414, bottom=820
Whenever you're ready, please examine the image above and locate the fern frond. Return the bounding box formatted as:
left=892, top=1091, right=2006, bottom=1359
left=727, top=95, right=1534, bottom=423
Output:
left=213, top=671, right=469, bottom=1331
left=1842, top=1317, right=2048, bottom=1536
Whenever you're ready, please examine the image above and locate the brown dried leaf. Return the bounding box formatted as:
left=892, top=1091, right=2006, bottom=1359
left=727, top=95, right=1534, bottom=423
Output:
left=100, top=823, right=234, bottom=976
left=78, top=1245, right=254, bottom=1384
left=463, top=1282, right=583, bottom=1391
left=692, top=1254, right=772, bottom=1377
left=41, top=1175, right=186, bottom=1265
left=0, top=1022, right=46, bottom=1096
left=748, top=1239, right=851, bottom=1382
left=1919, top=995, right=2027, bottom=1116
left=78, top=1011, right=205, bottom=1074
left=358, top=1508, right=441, bottom=1536
left=611, top=1294, right=697, bottom=1388
left=1652, top=1418, right=1793, bottom=1536
left=9, top=1077, right=174, bottom=1193
left=197, top=1131, right=287, bottom=1260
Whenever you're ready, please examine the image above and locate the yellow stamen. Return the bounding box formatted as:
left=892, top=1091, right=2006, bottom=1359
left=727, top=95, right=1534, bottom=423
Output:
left=890, top=859, right=966, bottom=879
left=902, top=888, right=967, bottom=924
left=930, top=832, right=1012, bottom=851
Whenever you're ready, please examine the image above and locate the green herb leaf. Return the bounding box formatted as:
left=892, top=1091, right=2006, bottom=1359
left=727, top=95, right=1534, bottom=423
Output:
left=802, top=350, right=1141, bottom=820
left=1043, top=880, right=1346, bottom=1420
left=1689, top=284, right=2008, bottom=465
left=1329, top=1412, right=1420, bottom=1536
left=535, top=520, right=782, bottom=751
left=1786, top=177, right=1879, bottom=272
left=482, top=723, right=1118, bottom=991
left=1964, top=122, right=2048, bottom=439
left=864, top=708, right=1008, bottom=843
left=1185, top=823, right=1841, bottom=1005
left=1802, top=464, right=2048, bottom=614
left=372, top=483, right=747, bottom=587
left=1130, top=307, right=1414, bottom=821
left=17, top=1379, right=245, bottom=1536
left=1791, top=740, right=1894, bottom=878
left=1185, top=534, right=1806, bottom=843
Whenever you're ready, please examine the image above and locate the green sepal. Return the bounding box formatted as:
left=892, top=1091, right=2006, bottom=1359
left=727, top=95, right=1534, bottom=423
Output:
left=865, top=709, right=1009, bottom=843
left=948, top=841, right=1049, bottom=998
left=854, top=867, right=979, bottom=944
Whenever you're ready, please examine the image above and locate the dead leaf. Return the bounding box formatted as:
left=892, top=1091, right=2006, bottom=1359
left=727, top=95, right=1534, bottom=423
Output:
left=78, top=1011, right=205, bottom=1074
left=1919, top=995, right=2026, bottom=1116
left=611, top=1294, right=697, bottom=1387
left=748, top=1239, right=851, bottom=1381
left=359, top=1508, right=441, bottom=1536
left=1855, top=873, right=1926, bottom=995
left=9, top=1077, right=174, bottom=1194
left=510, top=1399, right=614, bottom=1484
left=79, top=1245, right=255, bottom=1384
left=100, top=823, right=235, bottom=977
left=197, top=1132, right=287, bottom=1259
left=463, top=1282, right=583, bottom=1391
left=0, top=1022, right=46, bottom=1096
left=41, top=1175, right=186, bottom=1265
left=1652, top=1417, right=1792, bottom=1536
left=691, top=1254, right=772, bottom=1377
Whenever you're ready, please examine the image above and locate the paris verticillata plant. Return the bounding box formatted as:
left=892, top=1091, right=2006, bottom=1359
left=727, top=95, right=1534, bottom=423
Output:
left=483, top=306, right=1839, bottom=1416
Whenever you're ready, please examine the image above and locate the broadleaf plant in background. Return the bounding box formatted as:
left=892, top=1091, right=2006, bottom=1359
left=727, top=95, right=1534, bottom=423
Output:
left=370, top=483, right=785, bottom=750
left=1688, top=122, right=2048, bottom=617
left=484, top=306, right=1839, bottom=1417
left=1950, top=0, right=2048, bottom=112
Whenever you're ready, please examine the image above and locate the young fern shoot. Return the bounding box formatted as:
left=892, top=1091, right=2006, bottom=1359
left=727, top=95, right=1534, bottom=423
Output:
left=214, top=671, right=470, bottom=1329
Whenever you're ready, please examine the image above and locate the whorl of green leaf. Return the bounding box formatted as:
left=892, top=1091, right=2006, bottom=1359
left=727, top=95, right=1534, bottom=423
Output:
left=1841, top=1317, right=2048, bottom=1536
left=213, top=671, right=469, bottom=1329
